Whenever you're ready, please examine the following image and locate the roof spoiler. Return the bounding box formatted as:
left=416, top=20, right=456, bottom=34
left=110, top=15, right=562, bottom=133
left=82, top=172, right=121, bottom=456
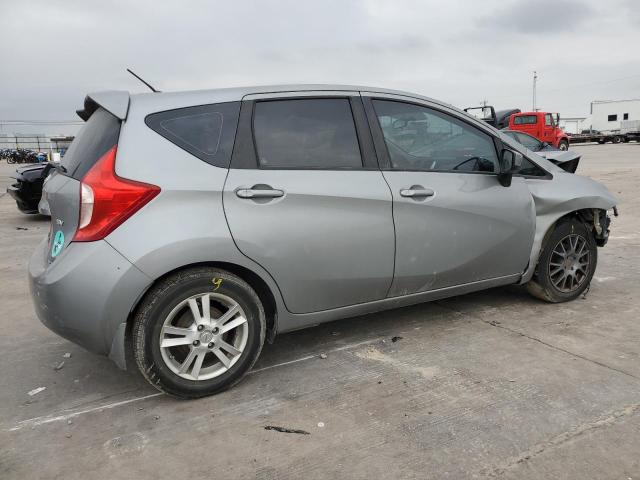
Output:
left=76, top=90, right=130, bottom=121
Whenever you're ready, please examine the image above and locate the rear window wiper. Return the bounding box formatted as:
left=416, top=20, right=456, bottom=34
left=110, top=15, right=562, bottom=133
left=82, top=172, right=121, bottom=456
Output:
left=55, top=163, right=68, bottom=174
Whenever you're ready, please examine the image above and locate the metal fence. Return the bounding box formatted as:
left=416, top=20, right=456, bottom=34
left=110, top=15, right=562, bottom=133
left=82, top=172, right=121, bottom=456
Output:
left=0, top=135, right=73, bottom=155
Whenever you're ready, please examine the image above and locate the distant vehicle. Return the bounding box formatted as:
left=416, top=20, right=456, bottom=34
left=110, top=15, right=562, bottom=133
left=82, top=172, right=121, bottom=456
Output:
left=567, top=122, right=640, bottom=145
left=568, top=129, right=614, bottom=145
left=495, top=108, right=521, bottom=129
left=620, top=120, right=640, bottom=142
left=6, top=162, right=53, bottom=213
left=503, top=130, right=581, bottom=173
left=509, top=111, right=570, bottom=151
left=463, top=106, right=522, bottom=130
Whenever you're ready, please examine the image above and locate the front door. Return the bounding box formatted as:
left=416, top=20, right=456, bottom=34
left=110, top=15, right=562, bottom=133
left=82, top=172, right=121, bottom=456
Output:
left=223, top=94, right=395, bottom=314
left=364, top=96, right=535, bottom=296
left=542, top=113, right=555, bottom=144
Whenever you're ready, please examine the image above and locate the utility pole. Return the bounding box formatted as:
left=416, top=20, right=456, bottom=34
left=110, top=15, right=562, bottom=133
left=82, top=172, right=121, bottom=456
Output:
left=532, top=70, right=538, bottom=111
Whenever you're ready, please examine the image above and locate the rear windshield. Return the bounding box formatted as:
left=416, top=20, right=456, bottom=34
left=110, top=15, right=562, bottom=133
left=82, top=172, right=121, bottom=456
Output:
left=61, top=108, right=121, bottom=180
left=513, top=115, right=537, bottom=125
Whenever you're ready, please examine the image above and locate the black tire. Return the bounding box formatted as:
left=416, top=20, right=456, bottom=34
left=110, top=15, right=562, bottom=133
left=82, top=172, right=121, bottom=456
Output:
left=613, top=136, right=622, bottom=144
left=526, top=219, right=597, bottom=303
left=132, top=267, right=266, bottom=398
left=558, top=139, right=569, bottom=151
left=597, top=139, right=606, bottom=144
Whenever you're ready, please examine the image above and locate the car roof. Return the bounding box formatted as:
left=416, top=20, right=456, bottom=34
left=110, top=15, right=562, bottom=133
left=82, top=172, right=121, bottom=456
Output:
left=82, top=84, right=466, bottom=121
left=132, top=83, right=441, bottom=102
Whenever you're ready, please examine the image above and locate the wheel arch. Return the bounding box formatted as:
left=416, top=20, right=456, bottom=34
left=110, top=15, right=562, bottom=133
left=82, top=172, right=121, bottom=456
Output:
left=520, top=207, right=608, bottom=284
left=124, top=261, right=279, bottom=367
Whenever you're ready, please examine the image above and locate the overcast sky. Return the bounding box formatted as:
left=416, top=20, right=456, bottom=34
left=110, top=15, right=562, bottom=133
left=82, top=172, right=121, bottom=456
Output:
left=1, top=0, right=639, bottom=134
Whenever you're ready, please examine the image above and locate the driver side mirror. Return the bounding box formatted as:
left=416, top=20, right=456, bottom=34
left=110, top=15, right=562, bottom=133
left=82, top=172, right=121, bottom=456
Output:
left=498, top=149, right=523, bottom=187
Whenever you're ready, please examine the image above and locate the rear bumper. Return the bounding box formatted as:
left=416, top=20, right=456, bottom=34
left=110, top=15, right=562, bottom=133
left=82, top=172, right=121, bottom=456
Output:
left=7, top=183, right=39, bottom=212
left=6, top=184, right=19, bottom=200
left=28, top=238, right=151, bottom=368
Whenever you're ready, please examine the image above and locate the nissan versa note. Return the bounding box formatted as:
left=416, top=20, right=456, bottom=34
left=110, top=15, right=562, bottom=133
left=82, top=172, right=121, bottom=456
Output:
left=29, top=85, right=617, bottom=398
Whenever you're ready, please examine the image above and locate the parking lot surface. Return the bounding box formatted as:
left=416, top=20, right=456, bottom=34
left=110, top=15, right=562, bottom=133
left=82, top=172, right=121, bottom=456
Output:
left=1, top=144, right=639, bottom=479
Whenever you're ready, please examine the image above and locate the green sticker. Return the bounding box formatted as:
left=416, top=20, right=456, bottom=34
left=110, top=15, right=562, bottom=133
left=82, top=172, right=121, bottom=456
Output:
left=51, top=230, right=65, bottom=257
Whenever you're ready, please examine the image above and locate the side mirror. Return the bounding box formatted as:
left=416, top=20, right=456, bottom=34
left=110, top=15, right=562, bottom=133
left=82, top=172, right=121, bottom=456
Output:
left=498, top=149, right=523, bottom=187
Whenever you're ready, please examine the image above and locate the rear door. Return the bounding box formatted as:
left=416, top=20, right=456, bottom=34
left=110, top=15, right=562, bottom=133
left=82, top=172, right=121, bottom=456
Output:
left=363, top=95, right=535, bottom=296
left=43, top=108, right=121, bottom=263
left=223, top=92, right=395, bottom=314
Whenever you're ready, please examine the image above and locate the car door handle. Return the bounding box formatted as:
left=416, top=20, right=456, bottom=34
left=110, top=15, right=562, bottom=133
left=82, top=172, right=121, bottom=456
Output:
left=236, top=187, right=284, bottom=199
left=400, top=187, right=435, bottom=198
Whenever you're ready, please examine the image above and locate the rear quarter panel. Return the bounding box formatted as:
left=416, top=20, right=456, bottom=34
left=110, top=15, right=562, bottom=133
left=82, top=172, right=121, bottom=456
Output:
left=106, top=95, right=287, bottom=320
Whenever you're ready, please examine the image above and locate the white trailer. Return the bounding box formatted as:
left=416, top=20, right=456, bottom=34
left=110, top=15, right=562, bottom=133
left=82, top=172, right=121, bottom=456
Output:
left=589, top=99, right=640, bottom=132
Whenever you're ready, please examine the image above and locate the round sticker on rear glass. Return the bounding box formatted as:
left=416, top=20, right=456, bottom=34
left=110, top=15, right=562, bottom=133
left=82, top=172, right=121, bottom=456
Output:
left=51, top=230, right=65, bottom=257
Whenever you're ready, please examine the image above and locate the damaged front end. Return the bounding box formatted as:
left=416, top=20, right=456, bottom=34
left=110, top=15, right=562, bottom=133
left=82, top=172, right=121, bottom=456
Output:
left=521, top=169, right=618, bottom=284
left=577, top=207, right=618, bottom=247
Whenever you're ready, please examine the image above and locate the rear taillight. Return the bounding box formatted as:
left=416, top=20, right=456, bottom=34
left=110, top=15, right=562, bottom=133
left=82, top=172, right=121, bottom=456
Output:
left=73, top=146, right=160, bottom=242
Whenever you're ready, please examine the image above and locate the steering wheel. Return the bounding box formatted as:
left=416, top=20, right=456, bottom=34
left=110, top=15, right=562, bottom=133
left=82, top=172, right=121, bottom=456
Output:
left=452, top=156, right=496, bottom=172
left=452, top=156, right=482, bottom=171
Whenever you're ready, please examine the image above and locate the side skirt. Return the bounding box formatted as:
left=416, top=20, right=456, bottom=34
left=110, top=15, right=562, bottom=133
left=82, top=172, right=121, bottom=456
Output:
left=276, top=273, right=521, bottom=333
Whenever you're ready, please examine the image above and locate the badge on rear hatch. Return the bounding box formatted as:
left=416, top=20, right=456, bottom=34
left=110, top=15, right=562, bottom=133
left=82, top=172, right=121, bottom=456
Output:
left=51, top=230, right=65, bottom=257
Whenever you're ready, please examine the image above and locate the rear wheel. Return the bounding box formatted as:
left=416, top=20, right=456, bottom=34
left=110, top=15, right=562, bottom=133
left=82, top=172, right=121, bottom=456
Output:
left=132, top=267, right=266, bottom=398
left=613, top=136, right=623, bottom=144
left=558, top=139, right=569, bottom=151
left=526, top=219, right=597, bottom=303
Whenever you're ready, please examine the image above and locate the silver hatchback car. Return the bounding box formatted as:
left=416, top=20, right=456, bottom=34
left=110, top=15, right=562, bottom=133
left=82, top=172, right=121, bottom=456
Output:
left=29, top=85, right=617, bottom=398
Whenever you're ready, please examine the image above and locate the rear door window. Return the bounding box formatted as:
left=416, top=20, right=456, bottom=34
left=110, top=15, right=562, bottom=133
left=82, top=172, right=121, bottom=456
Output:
left=146, top=102, right=240, bottom=168
left=61, top=108, right=121, bottom=180
left=252, top=99, right=363, bottom=169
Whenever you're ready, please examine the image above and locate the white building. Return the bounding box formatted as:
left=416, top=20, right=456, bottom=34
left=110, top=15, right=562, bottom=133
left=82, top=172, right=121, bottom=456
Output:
left=559, top=117, right=587, bottom=134
left=589, top=99, right=640, bottom=132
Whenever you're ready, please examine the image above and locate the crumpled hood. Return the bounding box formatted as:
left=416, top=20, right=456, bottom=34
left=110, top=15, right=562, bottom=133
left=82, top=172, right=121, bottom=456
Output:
left=537, top=149, right=580, bottom=165
left=529, top=171, right=618, bottom=216
left=497, top=130, right=580, bottom=171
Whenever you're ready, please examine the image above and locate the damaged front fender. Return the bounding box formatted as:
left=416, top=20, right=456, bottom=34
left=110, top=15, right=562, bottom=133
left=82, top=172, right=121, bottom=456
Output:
left=520, top=171, right=618, bottom=284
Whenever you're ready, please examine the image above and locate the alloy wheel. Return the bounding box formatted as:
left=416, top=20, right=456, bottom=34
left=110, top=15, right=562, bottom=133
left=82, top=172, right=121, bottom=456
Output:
left=159, top=292, right=249, bottom=381
left=548, top=234, right=590, bottom=293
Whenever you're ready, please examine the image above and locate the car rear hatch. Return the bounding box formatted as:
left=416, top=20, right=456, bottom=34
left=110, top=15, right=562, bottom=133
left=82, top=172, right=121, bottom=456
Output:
left=44, top=106, right=123, bottom=263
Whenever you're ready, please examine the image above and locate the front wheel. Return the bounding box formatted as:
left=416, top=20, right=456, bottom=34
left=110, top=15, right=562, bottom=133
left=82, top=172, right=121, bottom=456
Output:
left=132, top=267, right=266, bottom=398
left=558, top=139, right=569, bottom=151
left=526, top=219, right=597, bottom=303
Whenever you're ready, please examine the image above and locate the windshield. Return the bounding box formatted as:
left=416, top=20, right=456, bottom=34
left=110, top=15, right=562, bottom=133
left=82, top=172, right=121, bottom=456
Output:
left=504, top=131, right=543, bottom=151
left=60, top=108, right=121, bottom=180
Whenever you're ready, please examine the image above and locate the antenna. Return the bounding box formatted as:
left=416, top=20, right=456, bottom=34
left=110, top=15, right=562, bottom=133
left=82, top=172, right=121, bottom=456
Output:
left=532, top=70, right=538, bottom=111
left=126, top=68, right=160, bottom=93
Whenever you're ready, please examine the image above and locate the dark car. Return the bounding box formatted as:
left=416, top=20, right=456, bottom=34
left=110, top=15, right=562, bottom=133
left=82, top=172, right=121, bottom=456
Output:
left=7, top=162, right=53, bottom=213
left=503, top=130, right=580, bottom=173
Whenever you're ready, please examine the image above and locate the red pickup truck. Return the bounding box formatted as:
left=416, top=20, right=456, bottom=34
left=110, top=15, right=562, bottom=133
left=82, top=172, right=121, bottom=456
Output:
left=509, top=112, right=570, bottom=150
